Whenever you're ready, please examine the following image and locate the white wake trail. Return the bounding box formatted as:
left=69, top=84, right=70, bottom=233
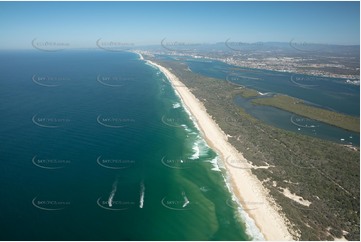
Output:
left=108, top=179, right=118, bottom=207
left=182, top=191, right=190, bottom=208
left=139, top=181, right=145, bottom=208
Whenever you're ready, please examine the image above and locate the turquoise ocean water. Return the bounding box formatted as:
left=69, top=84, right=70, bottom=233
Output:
left=0, top=51, right=259, bottom=240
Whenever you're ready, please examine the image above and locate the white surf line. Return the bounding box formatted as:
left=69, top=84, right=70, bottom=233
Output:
left=182, top=191, right=190, bottom=208
left=108, top=179, right=118, bottom=207
left=139, top=180, right=145, bottom=208
left=145, top=59, right=293, bottom=240
left=189, top=141, right=200, bottom=160
left=129, top=50, right=144, bottom=60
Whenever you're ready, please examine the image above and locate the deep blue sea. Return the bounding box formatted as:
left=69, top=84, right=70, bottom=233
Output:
left=156, top=55, right=360, bottom=146
left=0, top=50, right=260, bottom=240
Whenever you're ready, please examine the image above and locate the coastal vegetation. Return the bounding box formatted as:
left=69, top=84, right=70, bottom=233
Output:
left=234, top=87, right=260, bottom=98
left=150, top=57, right=360, bottom=241
left=251, top=94, right=360, bottom=133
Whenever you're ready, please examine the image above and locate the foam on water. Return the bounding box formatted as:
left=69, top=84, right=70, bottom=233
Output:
left=0, top=51, right=258, bottom=240
left=189, top=136, right=210, bottom=160
left=148, top=60, right=203, bottom=135
left=221, top=174, right=265, bottom=241
left=181, top=124, right=191, bottom=133
left=181, top=124, right=197, bottom=135
left=139, top=180, right=145, bottom=208
left=108, top=179, right=118, bottom=208
left=208, top=156, right=221, bottom=172
left=172, top=102, right=181, bottom=109
left=237, top=203, right=265, bottom=241
left=145, top=61, right=158, bottom=70
left=148, top=59, right=264, bottom=240
left=189, top=141, right=200, bottom=160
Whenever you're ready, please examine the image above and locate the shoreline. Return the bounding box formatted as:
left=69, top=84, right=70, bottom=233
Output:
left=145, top=57, right=293, bottom=241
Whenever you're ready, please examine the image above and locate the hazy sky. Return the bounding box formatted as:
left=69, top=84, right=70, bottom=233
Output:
left=0, top=1, right=359, bottom=49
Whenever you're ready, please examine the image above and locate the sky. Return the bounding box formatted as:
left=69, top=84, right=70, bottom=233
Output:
left=0, top=1, right=359, bottom=49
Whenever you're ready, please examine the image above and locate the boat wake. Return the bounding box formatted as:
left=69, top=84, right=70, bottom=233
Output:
left=139, top=180, right=145, bottom=208
left=257, top=91, right=273, bottom=96
left=182, top=191, right=190, bottom=208
left=108, top=179, right=118, bottom=207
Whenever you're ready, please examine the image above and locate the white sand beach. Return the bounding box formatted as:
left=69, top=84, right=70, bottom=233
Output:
left=146, top=59, right=293, bottom=241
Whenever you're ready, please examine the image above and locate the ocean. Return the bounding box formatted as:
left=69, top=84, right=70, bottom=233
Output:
left=0, top=50, right=258, bottom=240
